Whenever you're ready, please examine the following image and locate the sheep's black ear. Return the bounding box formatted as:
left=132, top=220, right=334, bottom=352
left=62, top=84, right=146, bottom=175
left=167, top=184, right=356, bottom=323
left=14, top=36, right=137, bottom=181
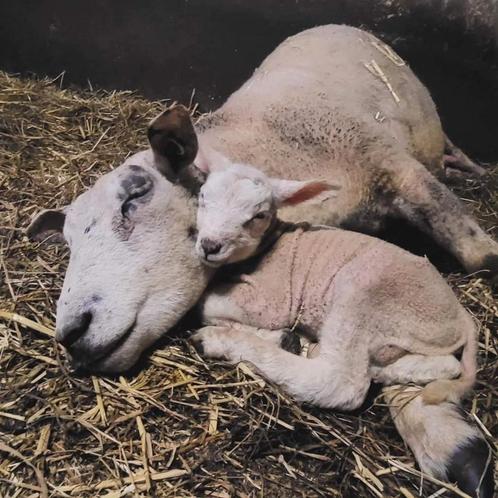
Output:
left=147, top=106, right=198, bottom=173
left=26, top=209, right=66, bottom=244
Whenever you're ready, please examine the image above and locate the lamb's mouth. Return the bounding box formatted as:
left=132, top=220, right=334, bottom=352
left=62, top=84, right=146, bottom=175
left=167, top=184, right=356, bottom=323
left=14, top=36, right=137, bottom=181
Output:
left=202, top=248, right=234, bottom=267
left=68, top=320, right=136, bottom=371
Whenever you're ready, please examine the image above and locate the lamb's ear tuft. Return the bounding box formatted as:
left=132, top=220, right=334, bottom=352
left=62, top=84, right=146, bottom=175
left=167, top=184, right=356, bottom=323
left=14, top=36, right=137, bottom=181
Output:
left=270, top=179, right=340, bottom=207
left=26, top=209, right=66, bottom=243
left=147, top=106, right=198, bottom=173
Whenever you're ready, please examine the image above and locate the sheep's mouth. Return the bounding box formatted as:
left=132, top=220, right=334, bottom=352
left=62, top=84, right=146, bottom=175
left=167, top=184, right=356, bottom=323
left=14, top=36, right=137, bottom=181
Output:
left=68, top=320, right=136, bottom=372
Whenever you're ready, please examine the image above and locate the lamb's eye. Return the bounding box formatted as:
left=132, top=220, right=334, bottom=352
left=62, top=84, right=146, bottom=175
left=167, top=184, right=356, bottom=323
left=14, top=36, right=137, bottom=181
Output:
left=244, top=211, right=268, bottom=227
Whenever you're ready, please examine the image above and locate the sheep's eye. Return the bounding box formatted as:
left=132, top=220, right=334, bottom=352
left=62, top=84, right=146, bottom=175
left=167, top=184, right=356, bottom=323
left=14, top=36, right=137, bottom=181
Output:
left=120, top=186, right=151, bottom=218
left=121, top=198, right=135, bottom=217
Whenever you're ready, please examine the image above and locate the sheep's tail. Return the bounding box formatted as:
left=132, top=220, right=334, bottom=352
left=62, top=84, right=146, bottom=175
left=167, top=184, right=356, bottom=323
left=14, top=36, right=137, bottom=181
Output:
left=422, top=321, right=477, bottom=405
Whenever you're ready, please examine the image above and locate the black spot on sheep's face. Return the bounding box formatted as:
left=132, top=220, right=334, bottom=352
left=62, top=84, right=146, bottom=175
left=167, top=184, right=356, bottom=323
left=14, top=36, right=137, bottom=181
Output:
left=113, top=165, right=155, bottom=240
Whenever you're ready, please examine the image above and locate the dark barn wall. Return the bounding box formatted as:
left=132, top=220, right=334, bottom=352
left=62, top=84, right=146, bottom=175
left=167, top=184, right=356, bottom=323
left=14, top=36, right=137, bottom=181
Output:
left=1, top=0, right=497, bottom=161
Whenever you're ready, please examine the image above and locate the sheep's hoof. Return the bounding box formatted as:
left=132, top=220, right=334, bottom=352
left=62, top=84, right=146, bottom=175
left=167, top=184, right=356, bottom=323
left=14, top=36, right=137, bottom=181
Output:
left=447, top=437, right=494, bottom=498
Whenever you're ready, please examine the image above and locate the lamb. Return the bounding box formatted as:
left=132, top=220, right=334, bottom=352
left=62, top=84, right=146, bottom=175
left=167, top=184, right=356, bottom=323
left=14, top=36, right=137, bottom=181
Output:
left=193, top=160, right=477, bottom=407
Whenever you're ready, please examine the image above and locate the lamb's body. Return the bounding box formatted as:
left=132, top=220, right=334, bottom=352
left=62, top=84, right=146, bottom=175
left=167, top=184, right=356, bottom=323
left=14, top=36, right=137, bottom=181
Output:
left=198, top=226, right=475, bottom=408
left=205, top=228, right=469, bottom=353
left=195, top=24, right=498, bottom=276
left=194, top=222, right=488, bottom=492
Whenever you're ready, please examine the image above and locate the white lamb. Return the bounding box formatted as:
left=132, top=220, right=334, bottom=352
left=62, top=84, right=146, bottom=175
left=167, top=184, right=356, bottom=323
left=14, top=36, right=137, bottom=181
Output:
left=193, top=159, right=477, bottom=410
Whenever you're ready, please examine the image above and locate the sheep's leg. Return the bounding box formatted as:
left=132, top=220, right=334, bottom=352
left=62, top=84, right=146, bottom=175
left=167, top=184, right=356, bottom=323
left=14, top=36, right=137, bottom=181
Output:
left=390, top=157, right=498, bottom=278
left=443, top=134, right=486, bottom=178
left=371, top=354, right=461, bottom=385
left=192, top=325, right=370, bottom=411
left=384, top=385, right=494, bottom=498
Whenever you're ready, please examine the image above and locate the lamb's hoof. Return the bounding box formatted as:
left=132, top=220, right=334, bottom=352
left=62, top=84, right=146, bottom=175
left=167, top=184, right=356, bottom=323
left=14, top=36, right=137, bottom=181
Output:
left=191, top=333, right=204, bottom=355
left=190, top=327, right=230, bottom=359
left=447, top=437, right=494, bottom=498
left=280, top=329, right=301, bottom=355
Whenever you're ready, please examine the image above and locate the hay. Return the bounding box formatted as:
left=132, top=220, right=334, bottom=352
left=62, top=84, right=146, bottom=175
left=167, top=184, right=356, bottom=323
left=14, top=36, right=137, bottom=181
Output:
left=0, top=71, right=496, bottom=497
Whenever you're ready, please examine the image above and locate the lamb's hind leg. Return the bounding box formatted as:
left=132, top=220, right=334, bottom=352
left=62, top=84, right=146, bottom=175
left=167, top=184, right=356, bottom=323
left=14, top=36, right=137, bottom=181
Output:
left=388, top=156, right=498, bottom=279
left=384, top=385, right=494, bottom=498
left=192, top=324, right=370, bottom=411
left=371, top=354, right=461, bottom=385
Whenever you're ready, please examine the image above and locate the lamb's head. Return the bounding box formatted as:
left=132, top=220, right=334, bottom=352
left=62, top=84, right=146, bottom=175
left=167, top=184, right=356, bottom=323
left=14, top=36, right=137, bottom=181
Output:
left=195, top=160, right=335, bottom=266
left=27, top=107, right=213, bottom=373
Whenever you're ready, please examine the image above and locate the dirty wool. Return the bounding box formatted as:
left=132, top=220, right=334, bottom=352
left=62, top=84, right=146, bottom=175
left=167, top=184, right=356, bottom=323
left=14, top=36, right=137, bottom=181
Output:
left=0, top=72, right=496, bottom=497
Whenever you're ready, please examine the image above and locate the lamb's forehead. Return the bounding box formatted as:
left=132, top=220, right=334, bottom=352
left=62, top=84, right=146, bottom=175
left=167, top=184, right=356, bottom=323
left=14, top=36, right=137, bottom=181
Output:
left=203, top=165, right=272, bottom=205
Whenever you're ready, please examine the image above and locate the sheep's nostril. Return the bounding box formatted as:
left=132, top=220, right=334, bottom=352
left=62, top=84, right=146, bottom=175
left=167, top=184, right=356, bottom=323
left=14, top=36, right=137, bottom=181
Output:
left=58, top=311, right=93, bottom=348
left=201, top=238, right=223, bottom=257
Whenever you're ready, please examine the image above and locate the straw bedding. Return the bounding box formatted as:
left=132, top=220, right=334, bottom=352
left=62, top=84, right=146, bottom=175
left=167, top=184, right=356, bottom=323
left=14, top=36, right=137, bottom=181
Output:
left=0, top=71, right=496, bottom=497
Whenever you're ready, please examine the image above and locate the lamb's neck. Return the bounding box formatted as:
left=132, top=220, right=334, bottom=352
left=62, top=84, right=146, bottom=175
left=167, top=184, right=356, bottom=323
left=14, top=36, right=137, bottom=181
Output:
left=218, top=218, right=309, bottom=278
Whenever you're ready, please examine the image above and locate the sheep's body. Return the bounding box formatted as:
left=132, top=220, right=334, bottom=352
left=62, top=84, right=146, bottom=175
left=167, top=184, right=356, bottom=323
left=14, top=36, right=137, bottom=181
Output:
left=195, top=24, right=498, bottom=278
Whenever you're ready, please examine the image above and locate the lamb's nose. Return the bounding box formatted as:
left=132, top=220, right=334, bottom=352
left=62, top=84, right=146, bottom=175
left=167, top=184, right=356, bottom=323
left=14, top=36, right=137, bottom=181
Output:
left=201, top=238, right=222, bottom=256
left=57, top=312, right=92, bottom=348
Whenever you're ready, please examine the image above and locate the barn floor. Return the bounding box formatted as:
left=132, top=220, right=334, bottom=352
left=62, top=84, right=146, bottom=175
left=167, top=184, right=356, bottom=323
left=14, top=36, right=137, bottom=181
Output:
left=0, top=72, right=496, bottom=497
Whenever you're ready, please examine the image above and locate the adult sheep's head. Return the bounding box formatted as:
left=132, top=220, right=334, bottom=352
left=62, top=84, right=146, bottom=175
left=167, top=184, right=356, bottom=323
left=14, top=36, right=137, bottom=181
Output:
left=27, top=107, right=212, bottom=372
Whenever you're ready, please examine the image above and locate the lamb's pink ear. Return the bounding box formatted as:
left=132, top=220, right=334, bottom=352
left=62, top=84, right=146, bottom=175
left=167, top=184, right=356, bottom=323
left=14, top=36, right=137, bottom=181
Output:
left=26, top=209, right=66, bottom=243
left=270, top=179, right=340, bottom=207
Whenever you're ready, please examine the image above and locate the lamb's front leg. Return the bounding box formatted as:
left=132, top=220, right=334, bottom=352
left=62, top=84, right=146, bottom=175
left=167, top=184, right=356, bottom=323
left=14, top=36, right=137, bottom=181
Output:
left=200, top=320, right=302, bottom=354
left=192, top=325, right=370, bottom=411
